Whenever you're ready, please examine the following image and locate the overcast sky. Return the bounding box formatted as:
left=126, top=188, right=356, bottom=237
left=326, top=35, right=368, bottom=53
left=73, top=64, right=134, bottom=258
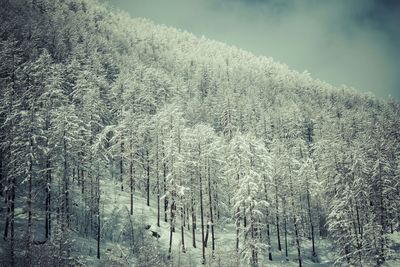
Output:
left=102, top=0, right=400, bottom=100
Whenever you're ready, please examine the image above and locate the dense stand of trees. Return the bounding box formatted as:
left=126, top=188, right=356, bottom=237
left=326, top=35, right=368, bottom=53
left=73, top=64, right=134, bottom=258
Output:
left=1, top=0, right=399, bottom=266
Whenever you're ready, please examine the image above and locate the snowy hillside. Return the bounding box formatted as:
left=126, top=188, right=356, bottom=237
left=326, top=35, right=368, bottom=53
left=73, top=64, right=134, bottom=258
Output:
left=0, top=0, right=399, bottom=266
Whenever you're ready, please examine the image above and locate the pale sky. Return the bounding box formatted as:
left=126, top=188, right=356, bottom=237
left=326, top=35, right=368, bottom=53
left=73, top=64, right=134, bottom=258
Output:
left=102, top=0, right=400, bottom=100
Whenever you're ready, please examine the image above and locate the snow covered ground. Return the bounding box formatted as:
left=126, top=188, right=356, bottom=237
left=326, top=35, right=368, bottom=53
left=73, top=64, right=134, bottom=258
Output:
left=2, top=176, right=399, bottom=266
left=73, top=178, right=340, bottom=266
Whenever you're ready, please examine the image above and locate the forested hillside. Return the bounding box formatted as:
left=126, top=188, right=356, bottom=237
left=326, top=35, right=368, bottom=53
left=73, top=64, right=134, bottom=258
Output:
left=1, top=0, right=399, bottom=266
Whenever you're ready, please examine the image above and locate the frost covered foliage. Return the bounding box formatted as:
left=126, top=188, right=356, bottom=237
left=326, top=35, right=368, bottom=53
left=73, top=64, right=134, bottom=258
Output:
left=0, top=0, right=400, bottom=266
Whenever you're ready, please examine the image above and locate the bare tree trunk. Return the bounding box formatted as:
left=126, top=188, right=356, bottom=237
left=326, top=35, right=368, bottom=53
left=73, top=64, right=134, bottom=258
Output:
left=28, top=131, right=33, bottom=261
left=186, top=206, right=190, bottom=230
left=289, top=170, right=302, bottom=267
left=162, top=140, right=168, bottom=223
left=207, top=160, right=215, bottom=255
left=0, top=152, right=4, bottom=235
left=274, top=176, right=282, bottom=251
left=120, top=140, right=124, bottom=191
left=350, top=199, right=362, bottom=265
left=3, top=193, right=10, bottom=241
left=0, top=152, right=2, bottom=198
left=183, top=204, right=186, bottom=227
left=163, top=159, right=168, bottom=223
left=236, top=173, right=240, bottom=255
left=96, top=166, right=101, bottom=259
left=284, top=213, right=289, bottom=261
left=214, top=180, right=220, bottom=221
left=156, top=134, right=160, bottom=226
left=63, top=132, right=70, bottom=228
left=26, top=108, right=35, bottom=264
left=283, top=198, right=289, bottom=261
left=204, top=213, right=209, bottom=247
left=146, top=149, right=150, bottom=206
left=81, top=169, right=87, bottom=236
left=181, top=205, right=186, bottom=253
left=250, top=203, right=258, bottom=267
left=10, top=174, right=15, bottom=267
left=293, top=212, right=302, bottom=266
left=81, top=169, right=85, bottom=195
left=3, top=163, right=16, bottom=267
left=355, top=201, right=364, bottom=266
left=377, top=162, right=386, bottom=266
left=45, top=159, right=51, bottom=239
left=199, top=168, right=206, bottom=264
left=4, top=58, right=15, bottom=266
left=306, top=188, right=317, bottom=259
left=191, top=183, right=196, bottom=248
left=130, top=139, right=134, bottom=216
left=236, top=207, right=240, bottom=253
left=263, top=175, right=272, bottom=261
left=168, top=196, right=176, bottom=259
